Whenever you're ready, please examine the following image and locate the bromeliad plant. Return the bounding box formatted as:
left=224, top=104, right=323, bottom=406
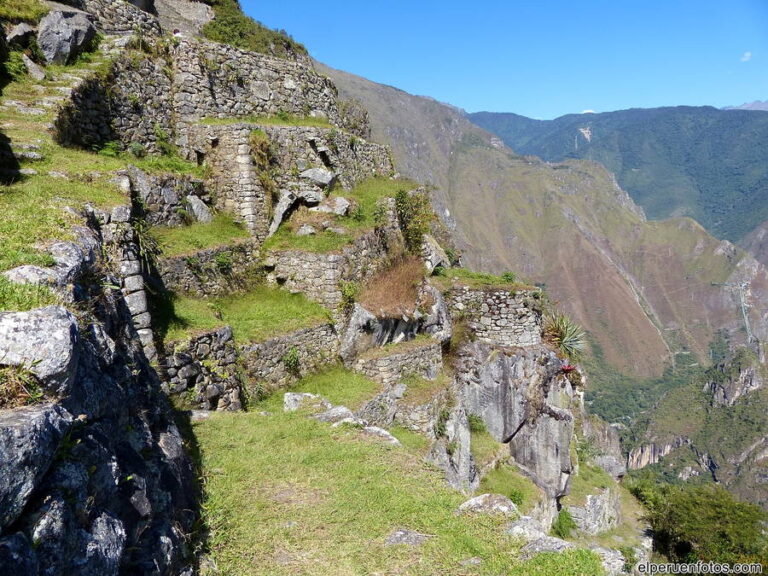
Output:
left=543, top=312, right=586, bottom=363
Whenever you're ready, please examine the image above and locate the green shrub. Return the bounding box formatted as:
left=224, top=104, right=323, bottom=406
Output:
left=434, top=408, right=450, bottom=438
left=339, top=280, right=359, bottom=312
left=395, top=188, right=434, bottom=253
left=467, top=413, right=486, bottom=433
left=551, top=508, right=577, bottom=539
left=543, top=312, right=586, bottom=362
left=282, top=347, right=300, bottom=376
left=201, top=0, right=307, bottom=59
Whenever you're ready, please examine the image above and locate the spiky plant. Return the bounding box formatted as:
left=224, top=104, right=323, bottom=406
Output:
left=543, top=312, right=586, bottom=362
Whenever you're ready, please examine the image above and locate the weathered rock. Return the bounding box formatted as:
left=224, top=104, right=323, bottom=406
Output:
left=0, top=533, right=38, bottom=573
left=309, top=195, right=350, bottom=216
left=314, top=405, right=355, bottom=424
left=283, top=392, right=331, bottom=413
left=37, top=8, right=97, bottom=65
left=566, top=488, right=620, bottom=535
left=269, top=190, right=297, bottom=237
left=506, top=516, right=547, bottom=542
left=185, top=194, right=212, bottom=222
left=457, top=342, right=575, bottom=497
left=704, top=361, right=764, bottom=406
left=0, top=306, right=79, bottom=397
left=582, top=414, right=627, bottom=479
left=21, top=54, right=46, bottom=82
left=519, top=535, right=574, bottom=560
left=300, top=167, right=336, bottom=188
left=422, top=234, right=450, bottom=273
left=296, top=224, right=317, bottom=236
left=7, top=23, right=36, bottom=49
left=591, top=546, right=626, bottom=576
left=427, top=405, right=479, bottom=492
left=362, top=426, right=400, bottom=445
left=384, top=529, right=432, bottom=546
left=0, top=405, right=73, bottom=532
left=457, top=493, right=519, bottom=517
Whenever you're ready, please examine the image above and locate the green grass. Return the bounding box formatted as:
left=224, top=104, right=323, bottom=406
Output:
left=0, top=0, right=48, bottom=23
left=161, top=287, right=330, bottom=344
left=478, top=464, right=542, bottom=515
left=432, top=267, right=533, bottom=291
left=562, top=464, right=614, bottom=508
left=200, top=0, right=307, bottom=59
left=469, top=427, right=504, bottom=471
left=152, top=214, right=250, bottom=257
left=263, top=177, right=418, bottom=254
left=263, top=226, right=354, bottom=253
left=401, top=372, right=451, bottom=406
left=508, top=550, right=605, bottom=575
left=194, top=409, right=604, bottom=575
left=0, top=276, right=60, bottom=312
left=256, top=365, right=380, bottom=413
left=200, top=114, right=332, bottom=128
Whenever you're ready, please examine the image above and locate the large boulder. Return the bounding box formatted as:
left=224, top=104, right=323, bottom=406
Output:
left=0, top=306, right=80, bottom=397
left=0, top=405, right=73, bottom=532
left=37, top=7, right=97, bottom=65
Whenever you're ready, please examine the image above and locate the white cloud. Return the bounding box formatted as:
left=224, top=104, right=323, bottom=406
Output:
left=741, top=51, right=752, bottom=62
left=581, top=109, right=596, bottom=114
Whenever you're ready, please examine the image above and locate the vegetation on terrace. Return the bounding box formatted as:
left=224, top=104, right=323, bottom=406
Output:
left=431, top=266, right=530, bottom=291
left=200, top=112, right=332, bottom=128
left=151, top=213, right=250, bottom=257
left=358, top=255, right=424, bottom=317
left=263, top=176, right=418, bottom=253
left=200, top=0, right=307, bottom=59
left=0, top=0, right=48, bottom=23
left=157, top=286, right=330, bottom=343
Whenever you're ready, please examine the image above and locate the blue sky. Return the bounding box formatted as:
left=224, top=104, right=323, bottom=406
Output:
left=241, top=1, right=768, bottom=119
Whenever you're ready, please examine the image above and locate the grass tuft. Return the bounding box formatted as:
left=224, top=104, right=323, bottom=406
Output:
left=0, top=277, right=59, bottom=311
left=152, top=213, right=250, bottom=257
left=160, top=286, right=330, bottom=344
left=0, top=0, right=48, bottom=23
left=200, top=113, right=332, bottom=128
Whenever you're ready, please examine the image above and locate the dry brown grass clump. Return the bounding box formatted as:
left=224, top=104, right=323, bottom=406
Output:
left=0, top=365, right=45, bottom=408
left=359, top=255, right=426, bottom=317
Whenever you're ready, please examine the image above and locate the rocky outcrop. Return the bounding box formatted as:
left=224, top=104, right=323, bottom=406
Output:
left=427, top=404, right=479, bottom=493
left=581, top=414, right=627, bottom=479
left=457, top=342, right=575, bottom=498
left=0, top=275, right=195, bottom=575
left=628, top=436, right=689, bottom=470
left=704, top=359, right=764, bottom=407
left=446, top=286, right=542, bottom=347
left=353, top=339, right=442, bottom=387
left=566, top=488, right=621, bottom=535
left=37, top=6, right=97, bottom=64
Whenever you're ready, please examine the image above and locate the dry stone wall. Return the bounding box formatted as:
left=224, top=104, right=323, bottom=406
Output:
left=239, top=323, right=338, bottom=397
left=266, top=203, right=404, bottom=311
left=447, top=286, right=542, bottom=347
left=171, top=38, right=340, bottom=135
left=81, top=0, right=162, bottom=37
left=119, top=165, right=208, bottom=227
left=183, top=124, right=271, bottom=238
left=353, top=340, right=443, bottom=387
left=156, top=239, right=260, bottom=297
left=161, top=326, right=242, bottom=411
left=256, top=124, right=393, bottom=191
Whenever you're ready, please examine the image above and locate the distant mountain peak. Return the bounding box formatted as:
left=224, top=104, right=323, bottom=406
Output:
left=724, top=100, right=768, bottom=111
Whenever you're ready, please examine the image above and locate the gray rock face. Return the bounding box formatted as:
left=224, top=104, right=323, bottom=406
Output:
left=0, top=306, right=79, bottom=397
left=457, top=342, right=575, bottom=498
left=506, top=516, right=547, bottom=542
left=582, top=414, right=627, bottom=479
left=704, top=363, right=764, bottom=406
left=457, top=493, right=519, bottom=517
left=314, top=405, right=355, bottom=424
left=591, top=546, right=627, bottom=576
left=427, top=405, right=479, bottom=493
left=384, top=529, right=432, bottom=547
left=21, top=54, right=46, bottom=82
left=422, top=233, right=450, bottom=273
left=283, top=392, right=331, bottom=413
left=37, top=8, right=97, bottom=65
left=566, top=488, right=620, bottom=535
left=519, top=535, right=574, bottom=560
left=300, top=167, right=336, bottom=188
left=309, top=195, right=351, bottom=216
left=0, top=405, right=73, bottom=532
left=185, top=194, right=213, bottom=222
left=7, top=23, right=35, bottom=49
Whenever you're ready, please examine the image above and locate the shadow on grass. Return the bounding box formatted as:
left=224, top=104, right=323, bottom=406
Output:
left=0, top=129, right=21, bottom=185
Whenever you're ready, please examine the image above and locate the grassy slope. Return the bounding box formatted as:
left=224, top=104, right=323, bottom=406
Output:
left=195, top=373, right=605, bottom=575
left=152, top=214, right=250, bottom=257
left=469, top=108, right=768, bottom=244
left=161, top=286, right=330, bottom=343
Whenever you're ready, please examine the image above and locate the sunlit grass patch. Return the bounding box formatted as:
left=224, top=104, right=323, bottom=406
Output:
left=152, top=214, right=250, bottom=257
